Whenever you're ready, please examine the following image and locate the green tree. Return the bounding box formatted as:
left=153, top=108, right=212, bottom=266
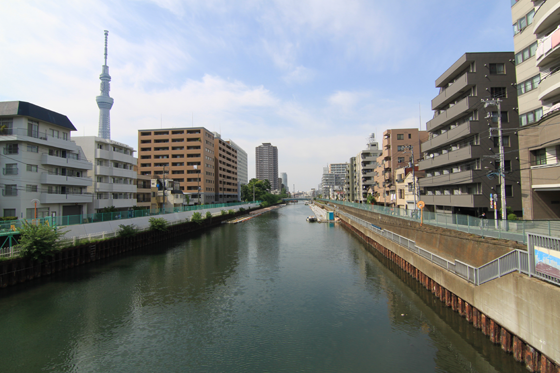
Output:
left=149, top=217, right=169, bottom=231
left=366, top=194, right=376, bottom=205
left=117, top=224, right=138, bottom=238
left=18, top=222, right=65, bottom=262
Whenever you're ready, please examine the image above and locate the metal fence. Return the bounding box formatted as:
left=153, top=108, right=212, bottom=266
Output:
left=338, top=211, right=544, bottom=286
left=0, top=201, right=262, bottom=233
left=321, top=199, right=560, bottom=244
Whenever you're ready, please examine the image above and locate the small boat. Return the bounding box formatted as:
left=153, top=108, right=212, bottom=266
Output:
left=306, top=216, right=317, bottom=222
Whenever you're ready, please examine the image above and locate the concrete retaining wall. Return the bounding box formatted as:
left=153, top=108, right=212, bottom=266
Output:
left=339, top=213, right=560, bottom=372
left=61, top=203, right=259, bottom=239
left=336, top=204, right=525, bottom=267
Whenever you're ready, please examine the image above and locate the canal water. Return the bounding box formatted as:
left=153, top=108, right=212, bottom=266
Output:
left=0, top=204, right=526, bottom=372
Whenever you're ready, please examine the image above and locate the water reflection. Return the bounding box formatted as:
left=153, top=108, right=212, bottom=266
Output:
left=0, top=205, right=526, bottom=373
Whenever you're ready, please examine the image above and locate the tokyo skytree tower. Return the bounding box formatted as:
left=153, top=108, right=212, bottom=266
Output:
left=96, top=30, right=114, bottom=139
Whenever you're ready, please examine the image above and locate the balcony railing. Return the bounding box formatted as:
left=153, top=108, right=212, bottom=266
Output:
left=2, top=189, right=18, bottom=196
left=3, top=168, right=18, bottom=175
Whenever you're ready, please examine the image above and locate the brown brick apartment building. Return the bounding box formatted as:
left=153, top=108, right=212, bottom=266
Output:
left=137, top=127, right=216, bottom=204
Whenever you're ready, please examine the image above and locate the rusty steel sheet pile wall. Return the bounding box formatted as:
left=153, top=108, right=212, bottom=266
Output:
left=339, top=213, right=560, bottom=373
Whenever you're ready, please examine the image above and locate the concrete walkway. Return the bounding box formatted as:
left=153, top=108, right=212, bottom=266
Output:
left=309, top=203, right=328, bottom=222
left=61, top=203, right=260, bottom=240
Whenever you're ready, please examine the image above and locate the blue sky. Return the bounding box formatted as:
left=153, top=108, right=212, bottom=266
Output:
left=1, top=0, right=515, bottom=191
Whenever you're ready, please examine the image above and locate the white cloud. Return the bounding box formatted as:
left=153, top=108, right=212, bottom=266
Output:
left=328, top=91, right=370, bottom=111
left=282, top=66, right=315, bottom=84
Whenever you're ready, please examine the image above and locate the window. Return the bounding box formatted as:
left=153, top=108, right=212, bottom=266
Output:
left=517, top=74, right=540, bottom=96
left=519, top=107, right=543, bottom=126
left=490, top=87, right=506, bottom=99
left=515, top=42, right=538, bottom=65
left=397, top=145, right=405, bottom=151
left=0, top=119, right=13, bottom=135
left=4, top=164, right=18, bottom=175
left=408, top=134, right=412, bottom=139
left=3, top=185, right=17, bottom=196
left=4, top=144, right=18, bottom=154
left=397, top=134, right=404, bottom=140
left=489, top=63, right=505, bottom=74
left=397, top=157, right=405, bottom=163
left=50, top=129, right=59, bottom=139
left=505, top=185, right=513, bottom=197
left=513, top=9, right=535, bottom=35
left=26, top=164, right=38, bottom=172
left=495, top=160, right=511, bottom=172
left=491, top=111, right=508, bottom=123
left=27, top=145, right=39, bottom=153
left=3, top=208, right=16, bottom=217
left=534, top=149, right=547, bottom=165
left=140, top=132, right=151, bottom=136
left=27, top=120, right=39, bottom=138
left=62, top=132, right=68, bottom=140
left=26, top=185, right=38, bottom=192
left=141, top=140, right=151, bottom=144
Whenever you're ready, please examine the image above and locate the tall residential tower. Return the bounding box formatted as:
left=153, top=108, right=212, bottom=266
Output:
left=256, top=143, right=279, bottom=190
left=96, top=30, right=114, bottom=140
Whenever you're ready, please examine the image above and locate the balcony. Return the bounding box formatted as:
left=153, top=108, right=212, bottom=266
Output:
left=419, top=145, right=483, bottom=170
left=40, top=173, right=92, bottom=187
left=530, top=163, right=560, bottom=189
left=0, top=128, right=78, bottom=151
left=421, top=121, right=482, bottom=153
left=40, top=192, right=92, bottom=204
left=95, top=148, right=137, bottom=165
left=95, top=166, right=137, bottom=178
left=419, top=170, right=486, bottom=188
left=538, top=70, right=560, bottom=102
left=41, top=154, right=92, bottom=170
left=426, top=96, right=478, bottom=132
left=536, top=28, right=560, bottom=68
left=431, top=73, right=476, bottom=111
left=96, top=182, right=136, bottom=193
left=420, top=194, right=486, bottom=208
left=533, top=0, right=560, bottom=35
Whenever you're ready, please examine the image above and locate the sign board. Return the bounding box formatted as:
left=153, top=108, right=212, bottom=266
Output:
left=417, top=201, right=425, bottom=209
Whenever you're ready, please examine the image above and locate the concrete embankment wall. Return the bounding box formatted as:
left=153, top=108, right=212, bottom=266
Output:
left=0, top=206, right=261, bottom=289
left=61, top=203, right=259, bottom=239
left=339, top=212, right=560, bottom=372
left=335, top=204, right=525, bottom=267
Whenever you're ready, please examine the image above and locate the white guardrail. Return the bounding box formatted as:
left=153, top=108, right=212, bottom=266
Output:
left=339, top=211, right=539, bottom=286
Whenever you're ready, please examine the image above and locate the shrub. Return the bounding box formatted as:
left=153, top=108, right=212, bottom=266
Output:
left=18, top=222, right=65, bottom=262
left=149, top=217, right=169, bottom=232
left=239, top=207, right=245, bottom=213
left=221, top=210, right=228, bottom=216
left=261, top=201, right=270, bottom=208
left=507, top=213, right=518, bottom=221
left=191, top=212, right=203, bottom=225
left=205, top=211, right=213, bottom=220
left=228, top=209, right=235, bottom=215
left=0, top=216, right=18, bottom=221
left=117, top=224, right=138, bottom=238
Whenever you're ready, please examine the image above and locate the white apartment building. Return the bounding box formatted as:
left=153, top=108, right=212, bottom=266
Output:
left=227, top=139, right=248, bottom=200
left=0, top=101, right=93, bottom=219
left=72, top=136, right=137, bottom=214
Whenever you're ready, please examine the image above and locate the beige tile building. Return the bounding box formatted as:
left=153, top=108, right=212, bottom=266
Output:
left=512, top=0, right=560, bottom=219
left=137, top=127, right=216, bottom=204
left=374, top=129, right=428, bottom=206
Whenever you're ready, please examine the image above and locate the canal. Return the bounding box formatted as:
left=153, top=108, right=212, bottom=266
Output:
left=0, top=204, right=525, bottom=372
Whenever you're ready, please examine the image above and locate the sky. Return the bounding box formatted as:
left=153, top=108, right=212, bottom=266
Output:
left=1, top=0, right=516, bottom=191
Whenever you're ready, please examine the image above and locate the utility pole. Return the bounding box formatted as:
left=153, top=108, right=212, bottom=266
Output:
left=483, top=98, right=508, bottom=229
left=405, top=145, right=418, bottom=214
left=162, top=165, right=167, bottom=213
